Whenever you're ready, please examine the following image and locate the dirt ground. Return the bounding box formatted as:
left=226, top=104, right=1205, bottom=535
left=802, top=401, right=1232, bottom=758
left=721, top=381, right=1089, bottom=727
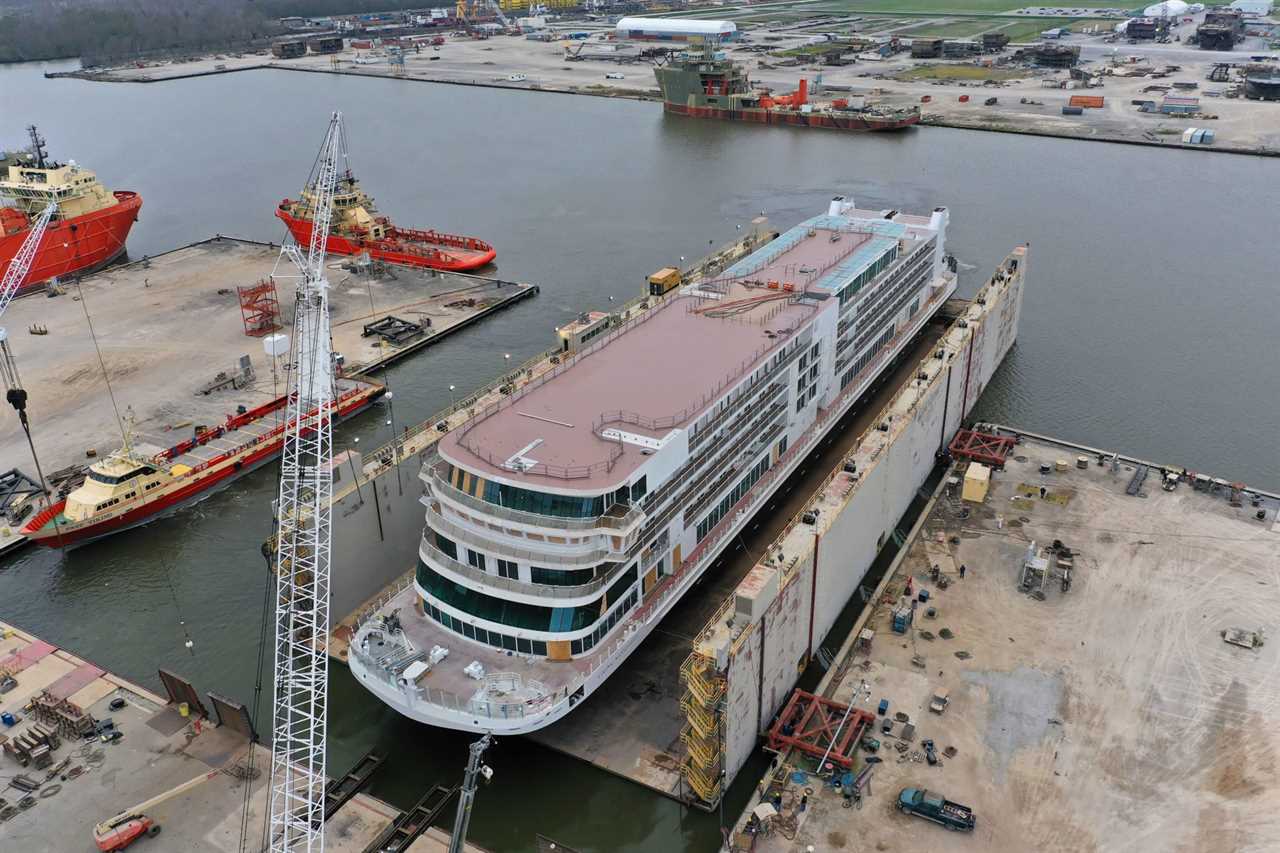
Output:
left=733, top=435, right=1280, bottom=852
left=0, top=238, right=523, bottom=479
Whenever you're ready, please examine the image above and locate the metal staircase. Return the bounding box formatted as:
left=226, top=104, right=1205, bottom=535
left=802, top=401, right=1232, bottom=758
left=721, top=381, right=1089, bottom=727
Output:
left=678, top=651, right=726, bottom=805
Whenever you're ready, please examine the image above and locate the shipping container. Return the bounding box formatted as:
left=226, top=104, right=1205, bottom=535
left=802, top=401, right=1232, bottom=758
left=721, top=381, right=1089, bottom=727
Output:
left=1068, top=95, right=1104, bottom=108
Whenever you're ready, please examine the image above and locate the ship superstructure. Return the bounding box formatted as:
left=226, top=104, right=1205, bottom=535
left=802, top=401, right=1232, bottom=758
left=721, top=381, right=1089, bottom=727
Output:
left=350, top=198, right=956, bottom=733
left=654, top=43, right=920, bottom=132
left=0, top=127, right=141, bottom=293
left=277, top=169, right=495, bottom=273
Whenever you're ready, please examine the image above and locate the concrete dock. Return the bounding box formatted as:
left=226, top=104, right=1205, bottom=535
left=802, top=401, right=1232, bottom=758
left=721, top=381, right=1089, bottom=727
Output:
left=0, top=620, right=482, bottom=852
left=728, top=432, right=1280, bottom=852
left=0, top=237, right=534, bottom=549
left=56, top=25, right=1280, bottom=155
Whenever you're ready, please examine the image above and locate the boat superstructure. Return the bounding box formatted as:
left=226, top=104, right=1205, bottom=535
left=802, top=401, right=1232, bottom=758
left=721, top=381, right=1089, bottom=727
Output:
left=0, top=127, right=142, bottom=293
left=22, top=377, right=385, bottom=548
left=654, top=42, right=920, bottom=132
left=277, top=170, right=495, bottom=273
left=349, top=197, right=956, bottom=733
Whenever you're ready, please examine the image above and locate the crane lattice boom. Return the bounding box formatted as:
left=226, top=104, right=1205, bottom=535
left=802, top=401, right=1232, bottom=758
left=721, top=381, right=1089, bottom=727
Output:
left=267, top=112, right=343, bottom=853
left=1, top=202, right=56, bottom=402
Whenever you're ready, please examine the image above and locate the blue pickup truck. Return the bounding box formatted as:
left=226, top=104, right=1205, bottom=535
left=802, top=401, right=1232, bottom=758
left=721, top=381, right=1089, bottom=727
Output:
left=897, top=787, right=976, bottom=832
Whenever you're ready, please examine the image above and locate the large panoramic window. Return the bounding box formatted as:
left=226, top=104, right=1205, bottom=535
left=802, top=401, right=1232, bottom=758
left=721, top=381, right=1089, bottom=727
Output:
left=418, top=560, right=601, bottom=632
left=531, top=566, right=596, bottom=587
left=448, top=465, right=607, bottom=518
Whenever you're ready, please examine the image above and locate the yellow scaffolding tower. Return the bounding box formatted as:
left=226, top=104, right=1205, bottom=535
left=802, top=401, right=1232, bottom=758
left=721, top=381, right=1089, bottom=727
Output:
left=678, top=651, right=726, bottom=805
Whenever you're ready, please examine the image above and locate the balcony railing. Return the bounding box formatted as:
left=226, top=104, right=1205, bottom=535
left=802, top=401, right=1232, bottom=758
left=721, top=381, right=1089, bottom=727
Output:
left=426, top=463, right=642, bottom=533
left=420, top=536, right=612, bottom=601
left=349, top=636, right=554, bottom=722
left=424, top=503, right=613, bottom=568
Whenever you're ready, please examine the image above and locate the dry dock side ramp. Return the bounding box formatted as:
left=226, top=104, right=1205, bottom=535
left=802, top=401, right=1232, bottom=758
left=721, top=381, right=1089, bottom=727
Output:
left=729, top=434, right=1280, bottom=853
left=525, top=319, right=949, bottom=798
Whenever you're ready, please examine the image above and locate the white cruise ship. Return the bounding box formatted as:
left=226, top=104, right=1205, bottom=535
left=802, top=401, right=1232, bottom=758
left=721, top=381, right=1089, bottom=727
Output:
left=350, top=197, right=958, bottom=734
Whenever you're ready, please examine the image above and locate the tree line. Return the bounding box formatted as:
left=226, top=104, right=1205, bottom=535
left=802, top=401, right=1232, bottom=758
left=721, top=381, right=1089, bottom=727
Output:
left=0, top=0, right=433, bottom=65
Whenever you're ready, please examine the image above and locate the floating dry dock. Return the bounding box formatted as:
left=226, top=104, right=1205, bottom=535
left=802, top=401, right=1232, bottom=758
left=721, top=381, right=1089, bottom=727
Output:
left=725, top=430, right=1280, bottom=852
left=319, top=221, right=1026, bottom=801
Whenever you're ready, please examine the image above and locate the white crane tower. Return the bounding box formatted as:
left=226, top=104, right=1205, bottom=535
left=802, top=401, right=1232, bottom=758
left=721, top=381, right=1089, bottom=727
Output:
left=0, top=202, right=56, bottom=417
left=1, top=202, right=58, bottom=497
left=267, top=111, right=343, bottom=853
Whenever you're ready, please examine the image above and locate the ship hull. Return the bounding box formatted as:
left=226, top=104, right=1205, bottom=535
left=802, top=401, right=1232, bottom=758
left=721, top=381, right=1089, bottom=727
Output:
left=664, top=102, right=920, bottom=131
left=0, top=191, right=142, bottom=294
left=276, top=207, right=496, bottom=272
left=22, top=384, right=385, bottom=548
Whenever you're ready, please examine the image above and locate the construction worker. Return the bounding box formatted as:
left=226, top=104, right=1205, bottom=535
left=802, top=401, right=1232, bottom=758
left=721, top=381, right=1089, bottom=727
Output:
left=960, top=564, right=967, bottom=579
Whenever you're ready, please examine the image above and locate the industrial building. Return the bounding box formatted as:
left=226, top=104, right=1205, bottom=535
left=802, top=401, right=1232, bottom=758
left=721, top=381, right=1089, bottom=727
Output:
left=1230, top=0, right=1273, bottom=14
left=1126, top=17, right=1161, bottom=40
left=910, top=39, right=942, bottom=58
left=614, top=17, right=738, bottom=42
left=307, top=34, right=344, bottom=54
left=1198, top=10, right=1246, bottom=49
left=1032, top=43, right=1080, bottom=67
left=271, top=38, right=307, bottom=59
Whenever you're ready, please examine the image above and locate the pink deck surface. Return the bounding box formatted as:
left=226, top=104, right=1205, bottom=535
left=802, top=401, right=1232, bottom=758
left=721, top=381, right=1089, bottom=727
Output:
left=441, top=287, right=821, bottom=492
left=748, top=229, right=870, bottom=288
left=0, top=640, right=55, bottom=674
left=47, top=662, right=105, bottom=700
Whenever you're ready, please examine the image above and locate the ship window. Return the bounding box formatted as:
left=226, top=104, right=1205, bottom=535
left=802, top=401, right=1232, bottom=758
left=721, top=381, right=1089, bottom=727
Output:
left=531, top=566, right=594, bottom=587
left=479, top=478, right=605, bottom=519
left=418, top=560, right=601, bottom=632
left=434, top=532, right=458, bottom=560
left=467, top=549, right=486, bottom=572
left=496, top=558, right=518, bottom=579
left=571, top=639, right=583, bottom=655
left=473, top=627, right=487, bottom=644
left=517, top=637, right=532, bottom=654
left=532, top=640, right=547, bottom=656
left=462, top=623, right=475, bottom=640
left=501, top=634, right=517, bottom=651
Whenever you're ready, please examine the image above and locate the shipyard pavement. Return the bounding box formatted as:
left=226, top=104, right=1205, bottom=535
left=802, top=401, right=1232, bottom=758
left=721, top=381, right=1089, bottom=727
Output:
left=733, top=434, right=1280, bottom=852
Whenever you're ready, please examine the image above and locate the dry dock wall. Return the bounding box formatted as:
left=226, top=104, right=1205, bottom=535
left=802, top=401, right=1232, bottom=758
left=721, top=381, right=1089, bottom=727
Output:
left=689, top=247, right=1026, bottom=801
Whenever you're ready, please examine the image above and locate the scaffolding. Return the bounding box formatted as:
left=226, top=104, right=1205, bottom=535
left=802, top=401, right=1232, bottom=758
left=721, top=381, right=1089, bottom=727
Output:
left=237, top=279, right=281, bottom=337
left=948, top=428, right=1015, bottom=470
left=678, top=651, right=726, bottom=805
left=765, top=689, right=876, bottom=770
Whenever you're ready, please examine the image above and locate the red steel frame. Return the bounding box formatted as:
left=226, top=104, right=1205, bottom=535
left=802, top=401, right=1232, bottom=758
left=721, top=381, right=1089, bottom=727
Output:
left=766, top=690, right=876, bottom=769
left=238, top=279, right=281, bottom=337
left=948, top=428, right=1016, bottom=469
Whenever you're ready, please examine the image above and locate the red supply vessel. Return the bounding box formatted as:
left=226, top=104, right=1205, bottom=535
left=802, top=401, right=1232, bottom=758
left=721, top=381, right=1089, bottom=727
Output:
left=277, top=167, right=495, bottom=273
left=0, top=126, right=141, bottom=294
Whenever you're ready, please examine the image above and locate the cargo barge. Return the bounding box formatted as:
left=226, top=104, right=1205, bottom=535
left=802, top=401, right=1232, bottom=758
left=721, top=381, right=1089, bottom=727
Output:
left=655, top=44, right=919, bottom=132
